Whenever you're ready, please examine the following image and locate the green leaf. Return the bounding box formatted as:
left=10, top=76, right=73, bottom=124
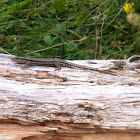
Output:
left=65, top=42, right=78, bottom=53
left=53, top=0, right=65, bottom=15
left=43, top=35, right=52, bottom=45
left=12, top=45, right=22, bottom=56
left=56, top=24, right=66, bottom=36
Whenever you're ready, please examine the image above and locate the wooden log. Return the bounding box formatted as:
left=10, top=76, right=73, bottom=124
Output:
left=0, top=53, right=140, bottom=140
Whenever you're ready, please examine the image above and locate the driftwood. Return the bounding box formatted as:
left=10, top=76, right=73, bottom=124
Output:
left=0, top=53, right=140, bottom=140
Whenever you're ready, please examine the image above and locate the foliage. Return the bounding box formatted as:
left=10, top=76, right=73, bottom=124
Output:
left=0, top=0, right=139, bottom=59
left=124, top=3, right=135, bottom=13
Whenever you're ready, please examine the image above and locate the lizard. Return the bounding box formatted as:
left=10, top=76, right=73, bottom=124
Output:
left=11, top=56, right=116, bottom=75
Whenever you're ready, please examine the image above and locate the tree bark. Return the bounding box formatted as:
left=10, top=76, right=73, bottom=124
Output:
left=0, top=54, right=140, bottom=140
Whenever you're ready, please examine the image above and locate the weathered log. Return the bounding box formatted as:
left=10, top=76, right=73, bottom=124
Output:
left=0, top=53, right=140, bottom=140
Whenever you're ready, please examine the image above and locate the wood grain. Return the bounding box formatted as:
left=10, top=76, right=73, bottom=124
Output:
left=0, top=54, right=139, bottom=140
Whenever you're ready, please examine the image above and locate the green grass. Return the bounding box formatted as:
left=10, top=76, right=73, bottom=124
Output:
left=0, top=0, right=139, bottom=59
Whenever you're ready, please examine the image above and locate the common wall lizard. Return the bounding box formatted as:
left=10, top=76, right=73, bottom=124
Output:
left=11, top=56, right=116, bottom=75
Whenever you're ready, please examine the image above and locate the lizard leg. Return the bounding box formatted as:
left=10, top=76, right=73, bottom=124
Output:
left=21, top=61, right=32, bottom=69
left=54, top=62, right=61, bottom=71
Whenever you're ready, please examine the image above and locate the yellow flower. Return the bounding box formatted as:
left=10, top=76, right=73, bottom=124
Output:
left=124, top=3, right=135, bottom=13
